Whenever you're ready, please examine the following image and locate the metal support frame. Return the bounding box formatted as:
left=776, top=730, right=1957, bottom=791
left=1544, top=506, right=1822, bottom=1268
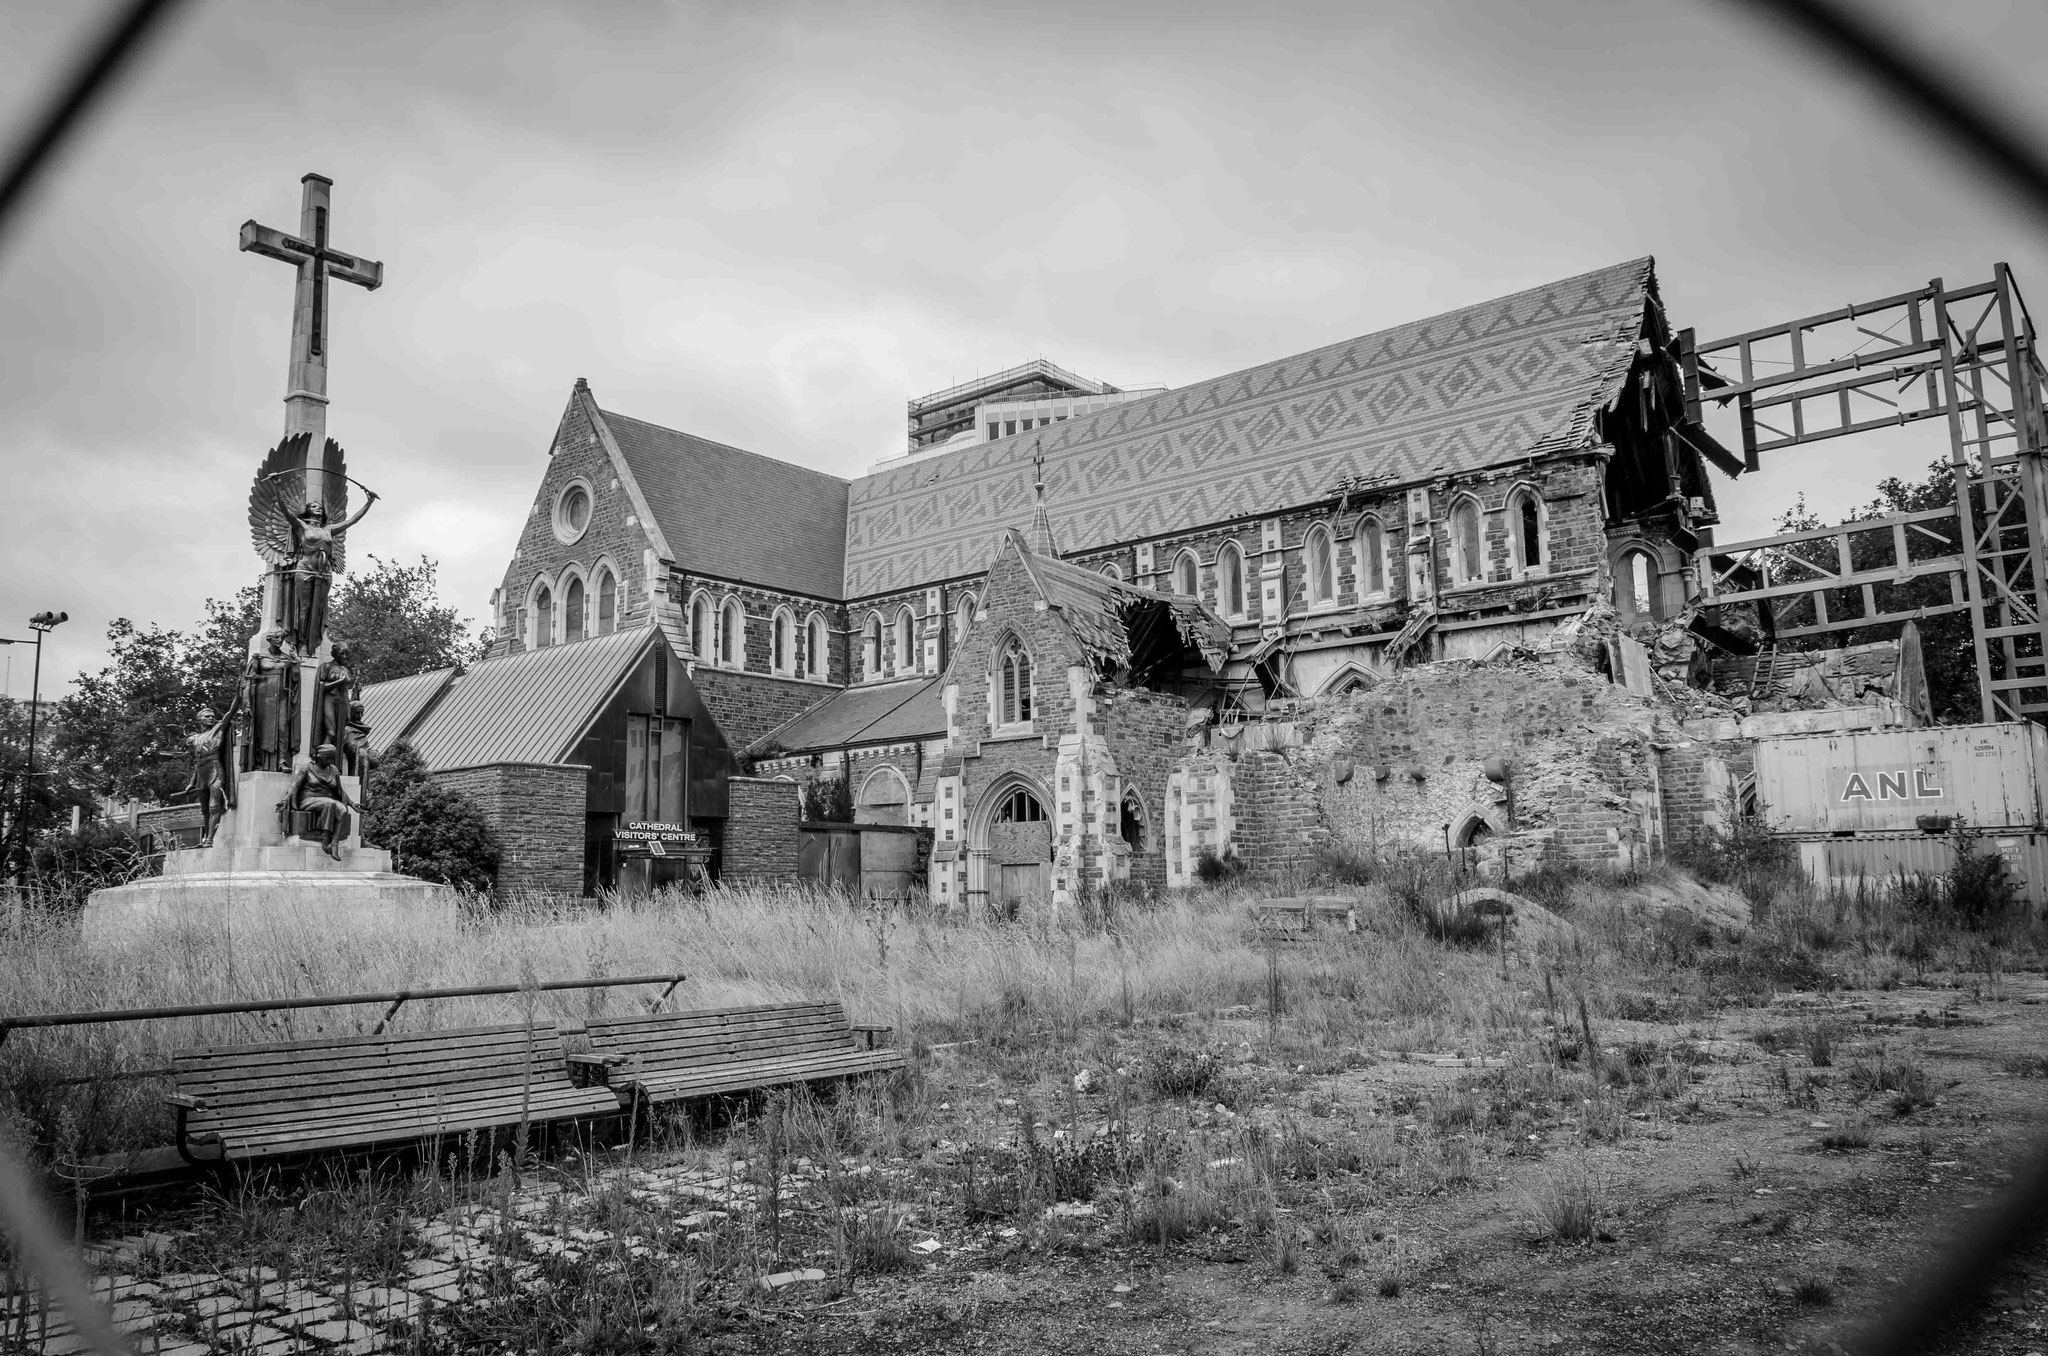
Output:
left=1688, top=267, right=2048, bottom=723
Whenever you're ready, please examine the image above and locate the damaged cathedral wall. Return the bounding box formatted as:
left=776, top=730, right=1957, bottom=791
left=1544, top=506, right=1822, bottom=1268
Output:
left=1192, top=651, right=1683, bottom=873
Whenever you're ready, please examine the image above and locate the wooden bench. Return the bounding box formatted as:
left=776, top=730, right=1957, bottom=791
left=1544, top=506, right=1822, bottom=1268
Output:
left=166, top=1023, right=620, bottom=1165
left=579, top=1001, right=904, bottom=1109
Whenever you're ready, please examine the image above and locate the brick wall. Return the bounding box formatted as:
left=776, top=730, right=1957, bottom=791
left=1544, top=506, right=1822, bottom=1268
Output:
left=691, top=667, right=832, bottom=753
left=672, top=573, right=848, bottom=685
left=725, top=776, right=801, bottom=881
left=434, top=762, right=587, bottom=896
left=1099, top=686, right=1187, bottom=892
left=1657, top=737, right=1754, bottom=843
left=1230, top=749, right=1332, bottom=873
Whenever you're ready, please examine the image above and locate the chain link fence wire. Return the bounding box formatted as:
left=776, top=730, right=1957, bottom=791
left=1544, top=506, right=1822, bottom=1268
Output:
left=2, top=0, right=2047, bottom=1351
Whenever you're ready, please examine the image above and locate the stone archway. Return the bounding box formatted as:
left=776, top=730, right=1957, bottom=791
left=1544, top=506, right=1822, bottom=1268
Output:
left=855, top=765, right=910, bottom=825
left=968, top=772, right=1053, bottom=916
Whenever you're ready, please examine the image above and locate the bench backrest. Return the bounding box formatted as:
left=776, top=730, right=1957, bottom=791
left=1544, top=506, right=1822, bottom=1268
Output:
left=585, top=1001, right=857, bottom=1072
left=172, top=1023, right=574, bottom=1133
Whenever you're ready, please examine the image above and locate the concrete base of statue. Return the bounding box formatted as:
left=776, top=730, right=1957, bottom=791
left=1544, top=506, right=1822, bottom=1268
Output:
left=80, top=768, right=458, bottom=949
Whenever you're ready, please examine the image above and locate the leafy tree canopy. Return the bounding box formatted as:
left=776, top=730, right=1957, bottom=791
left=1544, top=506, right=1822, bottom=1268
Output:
left=365, top=741, right=501, bottom=894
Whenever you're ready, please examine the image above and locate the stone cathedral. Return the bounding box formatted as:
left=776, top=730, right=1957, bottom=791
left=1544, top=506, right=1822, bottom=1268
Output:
left=367, top=257, right=1742, bottom=903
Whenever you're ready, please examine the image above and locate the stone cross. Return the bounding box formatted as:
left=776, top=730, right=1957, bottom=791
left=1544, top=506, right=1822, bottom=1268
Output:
left=240, top=173, right=383, bottom=509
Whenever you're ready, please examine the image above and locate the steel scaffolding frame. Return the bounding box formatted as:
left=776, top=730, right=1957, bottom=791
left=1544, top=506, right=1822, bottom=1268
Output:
left=1688, top=266, right=2048, bottom=724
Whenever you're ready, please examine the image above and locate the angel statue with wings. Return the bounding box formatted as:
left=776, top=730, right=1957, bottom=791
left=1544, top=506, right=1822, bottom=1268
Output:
left=248, top=432, right=380, bottom=655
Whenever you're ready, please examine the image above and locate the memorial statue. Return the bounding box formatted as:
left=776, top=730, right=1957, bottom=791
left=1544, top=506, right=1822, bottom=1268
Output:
left=341, top=699, right=377, bottom=802
left=288, top=744, right=360, bottom=860
left=180, top=704, right=238, bottom=847
left=240, top=629, right=300, bottom=773
left=248, top=432, right=379, bottom=655
left=315, top=640, right=357, bottom=751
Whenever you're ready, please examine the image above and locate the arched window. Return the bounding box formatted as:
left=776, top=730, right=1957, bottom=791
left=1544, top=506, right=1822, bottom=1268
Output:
left=1099, top=560, right=1124, bottom=582
left=772, top=608, right=793, bottom=674
left=1119, top=790, right=1148, bottom=852
left=863, top=613, right=883, bottom=679
left=689, top=593, right=710, bottom=658
left=1616, top=549, right=1663, bottom=623
left=895, top=606, right=917, bottom=672
left=805, top=614, right=826, bottom=679
left=533, top=584, right=554, bottom=649
left=720, top=598, right=743, bottom=667
left=996, top=636, right=1033, bottom=726
left=1171, top=550, right=1199, bottom=597
left=1507, top=487, right=1546, bottom=573
left=1357, top=517, right=1386, bottom=596
left=953, top=592, right=977, bottom=642
left=1217, top=541, right=1245, bottom=617
left=564, top=576, right=586, bottom=644
left=856, top=766, right=911, bottom=826
left=1304, top=525, right=1335, bottom=604
left=596, top=569, right=618, bottom=635
left=1449, top=498, right=1485, bottom=584
left=995, top=787, right=1046, bottom=822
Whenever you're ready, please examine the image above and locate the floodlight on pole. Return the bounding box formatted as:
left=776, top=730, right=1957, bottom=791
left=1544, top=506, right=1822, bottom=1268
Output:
left=9, top=611, right=66, bottom=888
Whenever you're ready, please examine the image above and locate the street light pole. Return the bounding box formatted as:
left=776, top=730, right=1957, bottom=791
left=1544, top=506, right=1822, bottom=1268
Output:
left=8, top=611, right=66, bottom=890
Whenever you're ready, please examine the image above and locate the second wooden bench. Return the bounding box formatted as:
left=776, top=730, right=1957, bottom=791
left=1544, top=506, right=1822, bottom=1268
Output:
left=576, top=1000, right=904, bottom=1109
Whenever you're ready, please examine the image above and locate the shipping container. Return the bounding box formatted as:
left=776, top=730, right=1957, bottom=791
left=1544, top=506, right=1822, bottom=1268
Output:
left=1795, top=830, right=2048, bottom=906
left=1752, top=721, right=2048, bottom=835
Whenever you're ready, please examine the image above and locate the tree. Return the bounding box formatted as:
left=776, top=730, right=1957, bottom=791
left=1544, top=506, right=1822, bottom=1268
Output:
left=330, top=556, right=488, bottom=686
left=28, top=821, right=147, bottom=911
left=365, top=741, right=501, bottom=894
left=54, top=619, right=200, bottom=803
left=1, top=695, right=97, bottom=874
left=805, top=773, right=853, bottom=823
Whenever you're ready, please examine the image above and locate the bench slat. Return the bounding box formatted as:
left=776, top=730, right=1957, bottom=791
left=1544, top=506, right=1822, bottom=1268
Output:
left=210, top=1085, right=616, bottom=1143
left=620, top=1050, right=904, bottom=1103
left=178, top=1048, right=570, bottom=1098
left=187, top=1074, right=610, bottom=1130
left=172, top=1021, right=564, bottom=1061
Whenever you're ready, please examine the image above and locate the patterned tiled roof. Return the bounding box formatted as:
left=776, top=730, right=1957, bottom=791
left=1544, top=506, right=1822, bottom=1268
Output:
left=603, top=409, right=851, bottom=601
left=401, top=626, right=656, bottom=772
left=844, top=258, right=1657, bottom=596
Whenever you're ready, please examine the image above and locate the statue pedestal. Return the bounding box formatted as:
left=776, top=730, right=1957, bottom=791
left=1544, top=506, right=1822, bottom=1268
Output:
left=82, top=770, right=457, bottom=949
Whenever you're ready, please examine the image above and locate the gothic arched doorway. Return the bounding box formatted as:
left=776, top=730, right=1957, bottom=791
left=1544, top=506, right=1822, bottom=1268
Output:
left=970, top=774, right=1053, bottom=917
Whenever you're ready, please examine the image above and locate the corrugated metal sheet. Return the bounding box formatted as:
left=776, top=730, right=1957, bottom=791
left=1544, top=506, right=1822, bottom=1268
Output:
left=407, top=627, right=655, bottom=772
left=1754, top=722, right=2048, bottom=833
left=1796, top=831, right=2048, bottom=905
left=357, top=667, right=456, bottom=753
left=763, top=679, right=939, bottom=753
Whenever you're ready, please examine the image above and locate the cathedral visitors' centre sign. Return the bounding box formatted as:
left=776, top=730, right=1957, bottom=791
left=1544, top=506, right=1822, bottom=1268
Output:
left=616, top=822, right=700, bottom=856
left=1830, top=764, right=1948, bottom=805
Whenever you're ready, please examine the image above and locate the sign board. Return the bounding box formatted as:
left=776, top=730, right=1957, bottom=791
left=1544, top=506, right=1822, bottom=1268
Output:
left=1827, top=764, right=1949, bottom=807
left=616, top=821, right=699, bottom=847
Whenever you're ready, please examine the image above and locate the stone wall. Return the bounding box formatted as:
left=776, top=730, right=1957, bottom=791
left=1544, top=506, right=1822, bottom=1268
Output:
left=724, top=776, right=802, bottom=882
left=691, top=668, right=832, bottom=754
left=491, top=383, right=659, bottom=657
left=1230, top=749, right=1332, bottom=874
left=1099, top=686, right=1192, bottom=892
left=434, top=762, right=587, bottom=896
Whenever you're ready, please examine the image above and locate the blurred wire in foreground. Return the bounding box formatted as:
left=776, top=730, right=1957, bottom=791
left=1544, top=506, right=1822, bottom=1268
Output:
left=0, top=0, right=191, bottom=250
left=1718, top=0, right=2048, bottom=228
left=0, top=1132, right=128, bottom=1356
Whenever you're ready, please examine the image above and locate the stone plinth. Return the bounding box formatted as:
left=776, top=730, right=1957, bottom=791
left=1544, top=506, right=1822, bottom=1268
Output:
left=81, top=769, right=454, bottom=948
left=81, top=870, right=457, bottom=949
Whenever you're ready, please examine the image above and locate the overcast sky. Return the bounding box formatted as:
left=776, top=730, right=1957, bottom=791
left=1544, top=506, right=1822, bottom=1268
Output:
left=4, top=0, right=2047, bottom=697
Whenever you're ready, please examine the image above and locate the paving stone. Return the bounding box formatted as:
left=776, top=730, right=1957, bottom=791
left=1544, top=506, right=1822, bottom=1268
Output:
left=302, top=1317, right=382, bottom=1352
left=152, top=1273, right=226, bottom=1299
left=340, top=1285, right=420, bottom=1321
left=759, top=1268, right=827, bottom=1290
left=189, top=1294, right=250, bottom=1319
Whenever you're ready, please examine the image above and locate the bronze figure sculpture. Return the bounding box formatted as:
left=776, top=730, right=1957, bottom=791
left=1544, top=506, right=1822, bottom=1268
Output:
left=240, top=629, right=300, bottom=773
left=181, top=704, right=239, bottom=847
left=315, top=640, right=356, bottom=752
left=342, top=698, right=377, bottom=802
left=248, top=432, right=378, bottom=655
left=288, top=743, right=359, bottom=860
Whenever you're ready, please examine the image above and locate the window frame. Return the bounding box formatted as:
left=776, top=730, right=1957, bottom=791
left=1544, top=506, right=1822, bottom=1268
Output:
left=595, top=567, right=618, bottom=636
left=1217, top=540, right=1246, bottom=618
left=1447, top=496, right=1487, bottom=586
left=551, top=477, right=594, bottom=546
left=1171, top=550, right=1200, bottom=598
left=805, top=612, right=826, bottom=679
left=1506, top=485, right=1548, bottom=577
left=1303, top=524, right=1336, bottom=607
left=719, top=597, right=744, bottom=669
left=1356, top=515, right=1388, bottom=598
left=771, top=606, right=795, bottom=676
left=993, top=633, right=1034, bottom=729
left=532, top=582, right=555, bottom=649
left=895, top=605, right=917, bottom=674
